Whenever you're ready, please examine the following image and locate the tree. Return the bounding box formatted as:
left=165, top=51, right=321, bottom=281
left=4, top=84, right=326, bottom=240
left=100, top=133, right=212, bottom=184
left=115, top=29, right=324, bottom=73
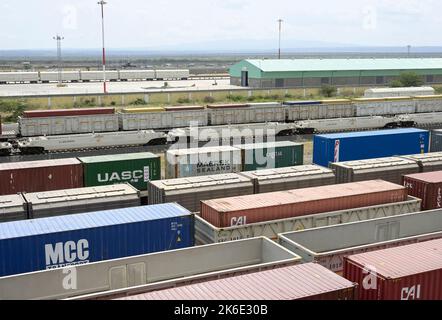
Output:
left=320, top=85, right=337, bottom=98
left=390, top=72, right=424, bottom=87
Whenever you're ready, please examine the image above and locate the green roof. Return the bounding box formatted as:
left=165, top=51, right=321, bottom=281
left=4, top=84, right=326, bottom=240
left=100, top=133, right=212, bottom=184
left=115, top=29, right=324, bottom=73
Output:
left=78, top=152, right=158, bottom=163
left=243, top=58, right=442, bottom=72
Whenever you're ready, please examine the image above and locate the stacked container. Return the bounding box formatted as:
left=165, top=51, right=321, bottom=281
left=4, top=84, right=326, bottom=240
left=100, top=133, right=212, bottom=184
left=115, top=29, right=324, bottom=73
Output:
left=78, top=152, right=161, bottom=191
left=401, top=152, right=442, bottom=172
left=0, top=194, right=27, bottom=222
left=403, top=171, right=442, bottom=210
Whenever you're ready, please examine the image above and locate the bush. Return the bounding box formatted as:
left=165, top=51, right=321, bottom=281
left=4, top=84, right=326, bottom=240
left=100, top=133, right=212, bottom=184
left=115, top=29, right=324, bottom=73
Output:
left=177, top=98, right=191, bottom=104
left=435, top=87, right=442, bottom=94
left=390, top=72, right=424, bottom=87
left=0, top=100, right=28, bottom=122
left=131, top=98, right=145, bottom=105
left=226, top=94, right=245, bottom=102
left=203, top=96, right=215, bottom=103
left=246, top=96, right=257, bottom=102
left=110, top=101, right=117, bottom=106
left=284, top=93, right=293, bottom=99
left=320, top=85, right=338, bottom=97
left=390, top=80, right=404, bottom=88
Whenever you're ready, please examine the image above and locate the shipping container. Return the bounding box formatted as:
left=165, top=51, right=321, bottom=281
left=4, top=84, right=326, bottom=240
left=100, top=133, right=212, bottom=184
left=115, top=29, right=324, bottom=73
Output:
left=0, top=158, right=83, bottom=196
left=344, top=238, right=442, bottom=300
left=78, top=152, right=160, bottom=191
left=23, top=184, right=141, bottom=220
left=0, top=72, right=39, bottom=83
left=22, top=108, right=115, bottom=118
left=285, top=100, right=354, bottom=121
left=331, top=157, right=420, bottom=184
left=200, top=180, right=408, bottom=228
left=39, top=71, right=81, bottom=83
left=148, top=173, right=254, bottom=213
left=120, top=107, right=165, bottom=114
left=0, top=203, right=193, bottom=277
left=155, top=70, right=189, bottom=80
left=403, top=171, right=442, bottom=210
left=0, top=194, right=27, bottom=222
left=234, top=141, right=303, bottom=171
left=415, top=95, right=442, bottom=113
left=195, top=196, right=421, bottom=244
left=239, top=165, right=336, bottom=194
left=80, top=70, right=119, bottom=81
left=313, top=129, right=429, bottom=167
left=353, top=97, right=416, bottom=116
left=166, top=146, right=242, bottom=179
left=364, top=88, right=435, bottom=98
left=18, top=114, right=119, bottom=137
left=119, top=109, right=208, bottom=130
left=164, top=105, right=205, bottom=111
left=279, top=209, right=442, bottom=274
left=207, top=103, right=285, bottom=125
left=431, top=129, right=442, bottom=152
left=0, top=237, right=300, bottom=300
left=118, top=70, right=155, bottom=81
left=117, top=263, right=357, bottom=300
left=401, top=152, right=442, bottom=172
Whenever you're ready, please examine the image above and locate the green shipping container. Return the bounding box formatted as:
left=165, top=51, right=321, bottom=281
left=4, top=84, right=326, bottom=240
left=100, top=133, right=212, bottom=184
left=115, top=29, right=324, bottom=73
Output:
left=78, top=152, right=161, bottom=191
left=235, top=141, right=304, bottom=171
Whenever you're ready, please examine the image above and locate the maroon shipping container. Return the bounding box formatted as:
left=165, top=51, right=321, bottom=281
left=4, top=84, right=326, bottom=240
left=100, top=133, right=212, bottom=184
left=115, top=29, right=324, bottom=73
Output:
left=117, top=263, right=357, bottom=301
left=165, top=105, right=205, bottom=111
left=22, top=108, right=115, bottom=118
left=201, top=180, right=408, bottom=228
left=0, top=158, right=83, bottom=195
left=207, top=103, right=249, bottom=109
left=403, top=171, right=442, bottom=210
left=344, top=238, right=442, bottom=300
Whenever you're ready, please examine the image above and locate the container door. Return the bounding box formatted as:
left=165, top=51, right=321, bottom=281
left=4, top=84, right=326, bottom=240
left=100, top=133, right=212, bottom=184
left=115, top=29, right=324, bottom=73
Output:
left=109, top=263, right=147, bottom=290
left=241, top=71, right=249, bottom=87
left=375, top=221, right=400, bottom=242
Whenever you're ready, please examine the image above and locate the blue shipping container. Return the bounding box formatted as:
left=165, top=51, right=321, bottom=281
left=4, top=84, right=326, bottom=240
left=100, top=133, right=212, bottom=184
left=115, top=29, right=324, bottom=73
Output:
left=0, top=203, right=194, bottom=277
left=313, top=128, right=430, bottom=167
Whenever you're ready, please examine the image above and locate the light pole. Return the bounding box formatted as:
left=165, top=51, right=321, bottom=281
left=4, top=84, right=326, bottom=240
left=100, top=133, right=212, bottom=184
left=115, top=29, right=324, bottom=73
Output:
left=277, top=19, right=283, bottom=59
left=53, top=35, right=64, bottom=87
left=407, top=45, right=411, bottom=57
left=98, top=0, right=107, bottom=94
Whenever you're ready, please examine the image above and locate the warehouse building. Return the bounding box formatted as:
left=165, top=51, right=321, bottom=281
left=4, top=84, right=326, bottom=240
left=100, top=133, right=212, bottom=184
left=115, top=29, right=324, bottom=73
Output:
left=229, top=58, right=442, bottom=88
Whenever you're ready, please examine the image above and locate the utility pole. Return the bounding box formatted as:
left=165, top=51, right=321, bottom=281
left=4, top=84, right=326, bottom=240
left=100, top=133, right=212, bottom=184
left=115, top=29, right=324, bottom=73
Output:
left=407, top=45, right=411, bottom=57
left=277, top=19, right=283, bottom=59
left=53, top=35, right=64, bottom=87
left=98, top=0, right=107, bottom=94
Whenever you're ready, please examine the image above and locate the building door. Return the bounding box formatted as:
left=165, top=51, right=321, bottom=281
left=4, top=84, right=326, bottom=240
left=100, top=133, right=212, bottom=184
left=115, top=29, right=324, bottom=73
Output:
left=241, top=70, right=249, bottom=87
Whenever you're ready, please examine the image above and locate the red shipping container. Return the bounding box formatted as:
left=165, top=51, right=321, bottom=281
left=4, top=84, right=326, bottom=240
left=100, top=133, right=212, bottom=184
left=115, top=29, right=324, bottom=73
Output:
left=403, top=171, right=442, bottom=210
left=117, top=263, right=358, bottom=300
left=201, top=180, right=407, bottom=228
left=207, top=103, right=249, bottom=109
left=0, top=158, right=83, bottom=195
left=344, top=238, right=442, bottom=300
left=22, top=108, right=115, bottom=118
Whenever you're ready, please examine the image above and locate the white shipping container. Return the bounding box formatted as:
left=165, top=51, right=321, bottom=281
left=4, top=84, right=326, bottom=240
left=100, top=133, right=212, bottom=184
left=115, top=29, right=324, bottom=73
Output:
left=120, top=110, right=208, bottom=130
left=279, top=209, right=442, bottom=274
left=0, top=72, right=39, bottom=83
left=80, top=71, right=119, bottom=81
left=208, top=106, right=286, bottom=125
left=355, top=98, right=416, bottom=116
left=166, top=146, right=242, bottom=179
left=0, top=237, right=300, bottom=300
left=118, top=70, right=155, bottom=80
left=195, top=196, right=422, bottom=244
left=39, top=71, right=81, bottom=82
left=364, top=87, right=435, bottom=98
left=294, top=116, right=394, bottom=133
left=415, top=96, right=442, bottom=113
left=18, top=114, right=119, bottom=137
left=155, top=70, right=189, bottom=79
left=286, top=103, right=354, bottom=121
left=0, top=194, right=27, bottom=222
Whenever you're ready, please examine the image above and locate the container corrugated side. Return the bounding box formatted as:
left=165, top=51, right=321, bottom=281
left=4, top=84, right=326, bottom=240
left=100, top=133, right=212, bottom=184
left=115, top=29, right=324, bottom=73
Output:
left=431, top=130, right=442, bottom=152
left=401, top=152, right=442, bottom=172
left=23, top=184, right=141, bottom=219
left=117, top=263, right=357, bottom=300
left=403, top=171, right=442, bottom=210
left=330, top=157, right=420, bottom=184
left=0, top=203, right=194, bottom=277
left=313, top=129, right=430, bottom=168
left=201, top=180, right=408, bottom=228
left=239, top=165, right=336, bottom=194
left=279, top=208, right=442, bottom=274
left=0, top=159, right=83, bottom=196
left=344, top=238, right=442, bottom=300
left=195, top=196, right=421, bottom=244
left=147, top=174, right=254, bottom=213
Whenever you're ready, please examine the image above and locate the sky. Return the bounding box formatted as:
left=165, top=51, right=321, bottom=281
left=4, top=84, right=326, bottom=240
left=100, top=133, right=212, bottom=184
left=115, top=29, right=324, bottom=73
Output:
left=1, top=0, right=442, bottom=50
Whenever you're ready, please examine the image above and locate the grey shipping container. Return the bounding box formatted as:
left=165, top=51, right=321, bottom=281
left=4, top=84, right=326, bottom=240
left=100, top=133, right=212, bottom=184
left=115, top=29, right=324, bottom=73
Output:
left=23, top=184, right=141, bottom=219
left=166, top=146, right=242, bottom=179
left=0, top=194, right=27, bottom=222
left=195, top=196, right=421, bottom=244
left=431, top=129, right=442, bottom=152
left=401, top=152, right=442, bottom=172
left=0, top=237, right=300, bottom=300
left=239, top=165, right=336, bottom=194
left=331, top=157, right=421, bottom=184
left=279, top=209, right=442, bottom=274
left=148, top=173, right=254, bottom=213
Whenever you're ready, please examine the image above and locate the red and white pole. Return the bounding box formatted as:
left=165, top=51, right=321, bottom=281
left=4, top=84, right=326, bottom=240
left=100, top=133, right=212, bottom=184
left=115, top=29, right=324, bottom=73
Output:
left=98, top=1, right=107, bottom=94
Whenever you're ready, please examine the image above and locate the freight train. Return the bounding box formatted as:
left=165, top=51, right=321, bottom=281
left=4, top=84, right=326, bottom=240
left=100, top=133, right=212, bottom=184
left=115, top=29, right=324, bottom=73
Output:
left=0, top=69, right=190, bottom=84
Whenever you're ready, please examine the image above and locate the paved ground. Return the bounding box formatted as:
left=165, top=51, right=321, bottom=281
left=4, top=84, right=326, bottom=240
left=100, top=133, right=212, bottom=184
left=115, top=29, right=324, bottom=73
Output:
left=0, top=79, right=237, bottom=97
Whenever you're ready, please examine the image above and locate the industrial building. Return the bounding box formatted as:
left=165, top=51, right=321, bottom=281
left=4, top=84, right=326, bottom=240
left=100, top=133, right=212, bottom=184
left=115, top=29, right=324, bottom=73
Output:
left=229, top=58, right=442, bottom=88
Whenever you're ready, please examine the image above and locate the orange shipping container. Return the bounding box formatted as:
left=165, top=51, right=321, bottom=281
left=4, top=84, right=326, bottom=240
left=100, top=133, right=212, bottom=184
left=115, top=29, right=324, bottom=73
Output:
left=201, top=180, right=407, bottom=228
